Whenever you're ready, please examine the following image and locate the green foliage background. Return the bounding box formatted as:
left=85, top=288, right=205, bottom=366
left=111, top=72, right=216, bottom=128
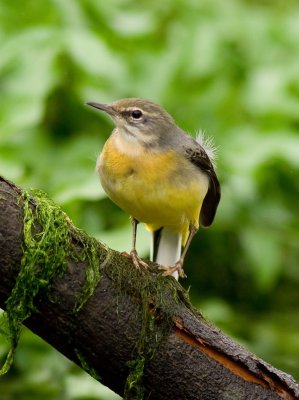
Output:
left=1, top=0, right=299, bottom=398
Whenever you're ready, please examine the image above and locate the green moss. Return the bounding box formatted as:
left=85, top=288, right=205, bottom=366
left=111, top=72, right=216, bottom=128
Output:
left=0, top=186, right=192, bottom=400
left=105, top=257, right=192, bottom=400
left=74, top=349, right=101, bottom=381
left=125, top=357, right=145, bottom=400
left=73, top=231, right=103, bottom=313
left=0, top=190, right=72, bottom=375
left=0, top=189, right=102, bottom=375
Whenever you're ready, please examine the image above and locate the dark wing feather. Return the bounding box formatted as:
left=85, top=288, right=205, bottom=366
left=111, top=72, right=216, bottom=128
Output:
left=184, top=143, right=221, bottom=227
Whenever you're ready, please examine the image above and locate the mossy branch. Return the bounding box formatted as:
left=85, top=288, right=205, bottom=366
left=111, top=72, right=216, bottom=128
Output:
left=0, top=176, right=298, bottom=400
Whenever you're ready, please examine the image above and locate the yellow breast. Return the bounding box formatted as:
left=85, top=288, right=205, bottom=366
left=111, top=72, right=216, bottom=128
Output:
left=97, top=134, right=209, bottom=240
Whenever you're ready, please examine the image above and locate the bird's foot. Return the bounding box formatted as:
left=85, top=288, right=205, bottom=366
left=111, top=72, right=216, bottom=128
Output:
left=122, top=250, right=148, bottom=270
left=131, top=250, right=149, bottom=270
left=159, top=261, right=186, bottom=278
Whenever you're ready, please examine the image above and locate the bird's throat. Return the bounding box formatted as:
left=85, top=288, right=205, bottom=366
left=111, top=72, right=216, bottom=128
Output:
left=113, top=128, right=145, bottom=157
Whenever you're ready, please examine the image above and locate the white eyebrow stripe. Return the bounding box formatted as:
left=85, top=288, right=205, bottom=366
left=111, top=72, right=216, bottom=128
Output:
left=121, top=107, right=150, bottom=115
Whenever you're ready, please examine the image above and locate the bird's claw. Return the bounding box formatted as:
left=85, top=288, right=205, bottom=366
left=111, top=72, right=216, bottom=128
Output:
left=122, top=250, right=148, bottom=270
left=159, top=262, right=186, bottom=278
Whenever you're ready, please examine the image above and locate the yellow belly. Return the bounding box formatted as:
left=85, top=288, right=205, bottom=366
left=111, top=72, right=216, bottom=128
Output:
left=97, top=136, right=208, bottom=243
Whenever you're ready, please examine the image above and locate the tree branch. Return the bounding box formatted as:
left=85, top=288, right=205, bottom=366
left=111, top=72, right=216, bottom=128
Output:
left=0, top=176, right=298, bottom=400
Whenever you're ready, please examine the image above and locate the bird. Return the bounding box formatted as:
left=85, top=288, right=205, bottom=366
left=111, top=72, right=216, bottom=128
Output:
left=87, top=98, right=220, bottom=279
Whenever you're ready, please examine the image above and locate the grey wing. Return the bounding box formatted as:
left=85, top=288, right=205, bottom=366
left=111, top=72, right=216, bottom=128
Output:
left=184, top=142, right=221, bottom=227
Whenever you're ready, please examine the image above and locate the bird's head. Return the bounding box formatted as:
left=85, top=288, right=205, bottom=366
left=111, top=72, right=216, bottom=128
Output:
left=86, top=98, right=177, bottom=146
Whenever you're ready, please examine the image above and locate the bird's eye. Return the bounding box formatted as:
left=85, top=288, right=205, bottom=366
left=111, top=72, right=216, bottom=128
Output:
left=131, top=109, right=142, bottom=119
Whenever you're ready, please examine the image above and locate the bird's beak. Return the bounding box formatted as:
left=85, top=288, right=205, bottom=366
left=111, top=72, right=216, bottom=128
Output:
left=86, top=102, right=118, bottom=118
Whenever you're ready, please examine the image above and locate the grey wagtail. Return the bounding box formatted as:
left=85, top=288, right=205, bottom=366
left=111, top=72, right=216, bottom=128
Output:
left=87, top=98, right=220, bottom=279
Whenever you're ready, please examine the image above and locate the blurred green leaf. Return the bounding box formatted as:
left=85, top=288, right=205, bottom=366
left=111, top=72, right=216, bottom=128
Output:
left=241, top=227, right=282, bottom=291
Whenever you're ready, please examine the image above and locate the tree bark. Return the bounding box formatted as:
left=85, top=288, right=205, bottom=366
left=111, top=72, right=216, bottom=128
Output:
left=0, top=176, right=298, bottom=400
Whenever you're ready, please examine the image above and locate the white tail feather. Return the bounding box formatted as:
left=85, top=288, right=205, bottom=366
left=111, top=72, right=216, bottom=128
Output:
left=150, top=227, right=182, bottom=280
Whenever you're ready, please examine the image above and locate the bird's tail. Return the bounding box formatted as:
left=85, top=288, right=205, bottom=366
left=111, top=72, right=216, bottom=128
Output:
left=150, top=227, right=182, bottom=280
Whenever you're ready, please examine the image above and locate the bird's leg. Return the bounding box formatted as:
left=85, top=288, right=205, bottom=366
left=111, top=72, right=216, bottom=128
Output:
left=125, top=217, right=148, bottom=269
left=161, top=224, right=198, bottom=278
